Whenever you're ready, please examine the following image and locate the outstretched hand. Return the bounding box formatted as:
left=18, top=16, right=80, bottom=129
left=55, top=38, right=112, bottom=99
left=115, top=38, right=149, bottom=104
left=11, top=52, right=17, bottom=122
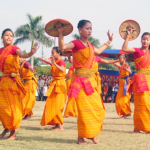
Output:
left=107, top=30, right=113, bottom=42
left=31, top=42, right=39, bottom=55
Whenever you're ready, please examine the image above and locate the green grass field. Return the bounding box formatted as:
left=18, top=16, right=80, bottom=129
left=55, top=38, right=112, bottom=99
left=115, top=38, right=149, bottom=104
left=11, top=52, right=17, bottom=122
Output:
left=0, top=102, right=150, bottom=150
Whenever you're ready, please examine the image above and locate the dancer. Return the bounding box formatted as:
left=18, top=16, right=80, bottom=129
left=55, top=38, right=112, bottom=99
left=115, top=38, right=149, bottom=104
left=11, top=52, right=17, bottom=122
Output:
left=122, top=28, right=150, bottom=133
left=0, top=28, right=39, bottom=140
left=41, top=47, right=67, bottom=131
left=64, top=65, right=78, bottom=117
left=114, top=54, right=132, bottom=119
left=57, top=20, right=113, bottom=144
left=19, top=58, right=37, bottom=120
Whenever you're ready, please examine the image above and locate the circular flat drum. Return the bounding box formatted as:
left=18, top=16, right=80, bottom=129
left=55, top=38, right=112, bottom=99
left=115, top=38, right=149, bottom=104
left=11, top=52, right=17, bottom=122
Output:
left=45, top=19, right=73, bottom=37
left=119, top=20, right=140, bottom=41
left=62, top=49, right=72, bottom=56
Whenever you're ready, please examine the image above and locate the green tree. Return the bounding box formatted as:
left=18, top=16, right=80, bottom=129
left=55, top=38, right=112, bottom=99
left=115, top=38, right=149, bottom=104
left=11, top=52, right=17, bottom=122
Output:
left=72, top=34, right=100, bottom=48
left=14, top=13, right=53, bottom=67
left=27, top=57, right=41, bottom=66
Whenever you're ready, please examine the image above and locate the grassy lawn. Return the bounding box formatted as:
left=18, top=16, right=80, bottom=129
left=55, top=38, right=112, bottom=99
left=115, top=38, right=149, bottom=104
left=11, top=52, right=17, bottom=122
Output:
left=0, top=102, right=150, bottom=150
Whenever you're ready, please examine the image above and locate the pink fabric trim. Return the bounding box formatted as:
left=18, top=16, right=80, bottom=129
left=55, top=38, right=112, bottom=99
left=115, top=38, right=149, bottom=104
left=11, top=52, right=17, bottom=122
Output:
left=68, top=76, right=94, bottom=99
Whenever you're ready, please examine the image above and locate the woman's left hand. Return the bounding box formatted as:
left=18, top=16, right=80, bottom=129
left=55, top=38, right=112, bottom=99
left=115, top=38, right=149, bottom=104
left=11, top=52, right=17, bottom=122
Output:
left=31, top=42, right=40, bottom=55
left=33, top=66, right=37, bottom=73
left=107, top=30, right=113, bottom=42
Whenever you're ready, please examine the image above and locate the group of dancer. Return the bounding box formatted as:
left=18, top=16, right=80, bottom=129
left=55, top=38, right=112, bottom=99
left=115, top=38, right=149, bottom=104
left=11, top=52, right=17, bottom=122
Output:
left=0, top=19, right=150, bottom=145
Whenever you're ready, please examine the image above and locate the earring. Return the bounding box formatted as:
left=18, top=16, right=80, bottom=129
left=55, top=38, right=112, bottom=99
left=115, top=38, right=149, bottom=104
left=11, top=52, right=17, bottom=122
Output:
left=79, top=31, right=81, bottom=33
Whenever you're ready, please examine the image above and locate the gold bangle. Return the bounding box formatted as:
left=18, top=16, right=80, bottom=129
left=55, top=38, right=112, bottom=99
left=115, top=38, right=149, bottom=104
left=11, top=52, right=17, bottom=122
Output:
left=26, top=53, right=29, bottom=57
left=126, top=35, right=131, bottom=39
left=104, top=43, right=109, bottom=47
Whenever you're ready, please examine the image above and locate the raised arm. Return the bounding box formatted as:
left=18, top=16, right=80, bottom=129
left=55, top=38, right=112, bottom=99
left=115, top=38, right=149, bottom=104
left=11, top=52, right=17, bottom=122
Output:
left=101, top=58, right=119, bottom=64
left=50, top=57, right=65, bottom=73
left=94, top=30, right=113, bottom=54
left=16, top=42, right=39, bottom=58
left=122, top=25, right=135, bottom=53
left=124, top=64, right=132, bottom=74
left=55, top=23, right=74, bottom=50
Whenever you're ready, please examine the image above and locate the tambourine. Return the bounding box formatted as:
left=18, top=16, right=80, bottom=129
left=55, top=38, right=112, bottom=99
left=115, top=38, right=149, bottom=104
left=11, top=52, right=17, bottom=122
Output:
left=62, top=49, right=72, bottom=56
left=40, top=57, right=52, bottom=65
left=45, top=19, right=73, bottom=37
left=119, top=20, right=140, bottom=41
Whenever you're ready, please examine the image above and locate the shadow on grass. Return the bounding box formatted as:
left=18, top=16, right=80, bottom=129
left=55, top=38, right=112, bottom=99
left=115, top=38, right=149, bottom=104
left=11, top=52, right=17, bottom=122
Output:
left=102, top=129, right=133, bottom=134
left=17, top=136, right=76, bottom=143
left=103, top=123, right=133, bottom=126
left=21, top=125, right=77, bottom=131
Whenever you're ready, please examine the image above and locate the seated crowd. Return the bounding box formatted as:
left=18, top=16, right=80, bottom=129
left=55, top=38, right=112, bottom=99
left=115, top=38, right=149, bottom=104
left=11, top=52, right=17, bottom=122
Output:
left=101, top=81, right=133, bottom=103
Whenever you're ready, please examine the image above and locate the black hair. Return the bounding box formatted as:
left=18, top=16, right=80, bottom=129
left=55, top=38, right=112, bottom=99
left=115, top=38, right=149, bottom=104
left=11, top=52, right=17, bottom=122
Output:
left=77, top=20, right=91, bottom=29
left=104, top=81, right=107, bottom=83
left=141, top=32, right=150, bottom=39
left=120, top=54, right=127, bottom=59
left=52, top=46, right=62, bottom=56
left=2, top=28, right=14, bottom=37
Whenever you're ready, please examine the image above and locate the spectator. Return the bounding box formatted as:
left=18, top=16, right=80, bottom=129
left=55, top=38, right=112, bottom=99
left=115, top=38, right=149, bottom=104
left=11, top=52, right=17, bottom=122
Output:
left=34, top=74, right=38, bottom=100
left=38, top=76, right=44, bottom=101
left=43, top=83, right=48, bottom=101
left=102, top=81, right=112, bottom=103
left=111, top=82, right=119, bottom=103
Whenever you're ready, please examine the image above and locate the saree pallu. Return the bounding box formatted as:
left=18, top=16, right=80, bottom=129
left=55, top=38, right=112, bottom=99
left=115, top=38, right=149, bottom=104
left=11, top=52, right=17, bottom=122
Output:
left=0, top=55, right=26, bottom=131
left=115, top=65, right=132, bottom=116
left=64, top=66, right=78, bottom=117
left=130, top=51, right=150, bottom=132
left=41, top=59, right=67, bottom=126
left=20, top=61, right=37, bottom=116
left=69, top=41, right=105, bottom=138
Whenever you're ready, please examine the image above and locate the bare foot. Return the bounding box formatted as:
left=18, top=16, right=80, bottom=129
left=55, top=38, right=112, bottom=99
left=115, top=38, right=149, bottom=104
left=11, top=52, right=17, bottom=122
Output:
left=77, top=137, right=88, bottom=145
left=0, top=129, right=10, bottom=138
left=23, top=115, right=31, bottom=120
left=2, top=130, right=16, bottom=140
left=87, top=138, right=100, bottom=144
left=120, top=115, right=127, bottom=119
left=50, top=124, right=63, bottom=131
left=126, top=114, right=131, bottom=117
left=134, top=130, right=141, bottom=133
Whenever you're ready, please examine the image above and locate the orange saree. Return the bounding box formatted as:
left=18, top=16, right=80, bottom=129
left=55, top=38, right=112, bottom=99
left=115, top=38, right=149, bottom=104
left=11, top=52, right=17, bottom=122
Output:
left=130, top=48, right=150, bottom=132
left=41, top=59, right=67, bottom=126
left=69, top=40, right=105, bottom=138
left=115, top=64, right=132, bottom=116
left=0, top=45, right=26, bottom=131
left=64, top=66, right=78, bottom=117
left=20, top=61, right=37, bottom=116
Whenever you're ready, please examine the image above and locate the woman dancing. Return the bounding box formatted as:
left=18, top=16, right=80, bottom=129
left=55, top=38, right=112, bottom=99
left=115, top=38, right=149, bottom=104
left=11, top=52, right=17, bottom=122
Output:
left=57, top=20, right=113, bottom=144
left=41, top=47, right=67, bottom=131
left=114, top=54, right=132, bottom=119
left=0, top=28, right=39, bottom=140
left=122, top=28, right=150, bottom=133
left=19, top=58, right=37, bottom=120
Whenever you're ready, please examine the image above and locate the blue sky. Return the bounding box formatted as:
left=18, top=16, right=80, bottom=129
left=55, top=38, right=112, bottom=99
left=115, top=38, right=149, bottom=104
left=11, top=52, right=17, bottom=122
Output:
left=0, top=0, right=150, bottom=58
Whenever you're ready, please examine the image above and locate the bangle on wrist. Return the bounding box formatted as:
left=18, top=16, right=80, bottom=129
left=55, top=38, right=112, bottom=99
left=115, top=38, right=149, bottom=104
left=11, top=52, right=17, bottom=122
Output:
left=26, top=53, right=29, bottom=57
left=126, top=35, right=131, bottom=39
left=104, top=42, right=109, bottom=47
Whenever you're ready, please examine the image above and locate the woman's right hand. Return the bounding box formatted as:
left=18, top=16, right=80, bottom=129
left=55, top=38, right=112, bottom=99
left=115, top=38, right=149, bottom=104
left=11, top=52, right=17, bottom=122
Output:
left=55, top=22, right=66, bottom=33
left=127, top=25, right=133, bottom=35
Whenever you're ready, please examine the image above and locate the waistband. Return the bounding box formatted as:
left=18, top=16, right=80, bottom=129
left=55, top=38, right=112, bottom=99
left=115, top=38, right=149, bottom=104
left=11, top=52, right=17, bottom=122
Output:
left=74, top=68, right=95, bottom=77
left=136, top=69, right=150, bottom=75
left=2, top=72, right=20, bottom=77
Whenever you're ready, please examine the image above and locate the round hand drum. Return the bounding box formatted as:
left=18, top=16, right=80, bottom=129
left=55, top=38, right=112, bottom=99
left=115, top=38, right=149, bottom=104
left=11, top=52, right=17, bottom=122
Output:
left=119, top=20, right=141, bottom=41
left=45, top=19, right=73, bottom=37
left=62, top=49, right=72, bottom=56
